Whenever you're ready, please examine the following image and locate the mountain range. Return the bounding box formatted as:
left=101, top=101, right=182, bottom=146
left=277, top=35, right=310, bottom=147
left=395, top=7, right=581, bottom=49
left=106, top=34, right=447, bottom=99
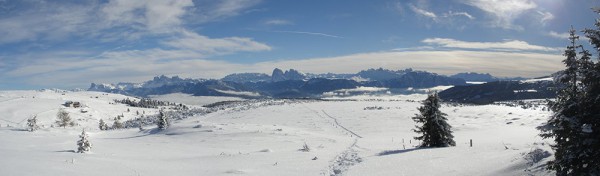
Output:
left=89, top=68, right=469, bottom=98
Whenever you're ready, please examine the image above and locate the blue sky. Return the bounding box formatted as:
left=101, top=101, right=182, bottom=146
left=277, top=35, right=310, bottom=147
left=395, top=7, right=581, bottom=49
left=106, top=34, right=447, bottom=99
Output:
left=0, top=0, right=599, bottom=89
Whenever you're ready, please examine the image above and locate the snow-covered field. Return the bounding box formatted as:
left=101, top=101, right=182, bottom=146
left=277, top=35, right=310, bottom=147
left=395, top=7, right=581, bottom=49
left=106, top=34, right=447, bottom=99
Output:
left=0, top=91, right=554, bottom=176
left=148, top=93, right=244, bottom=106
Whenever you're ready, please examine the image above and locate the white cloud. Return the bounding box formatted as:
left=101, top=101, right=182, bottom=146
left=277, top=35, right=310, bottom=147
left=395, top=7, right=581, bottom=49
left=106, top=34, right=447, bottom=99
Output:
left=264, top=19, right=293, bottom=25
left=444, top=11, right=475, bottom=20
left=163, top=30, right=271, bottom=54
left=547, top=31, right=569, bottom=40
left=422, top=38, right=561, bottom=52
left=461, top=0, right=537, bottom=30
left=0, top=0, right=262, bottom=44
left=409, top=4, right=437, bottom=19
left=537, top=11, right=554, bottom=25
left=101, top=0, right=193, bottom=33
left=193, top=0, right=262, bottom=23
left=271, top=30, right=343, bottom=38
left=4, top=47, right=563, bottom=89
left=0, top=2, right=98, bottom=43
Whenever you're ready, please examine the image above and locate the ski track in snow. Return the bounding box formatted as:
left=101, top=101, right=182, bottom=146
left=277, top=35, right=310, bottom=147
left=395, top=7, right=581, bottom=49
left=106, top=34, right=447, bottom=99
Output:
left=321, top=110, right=362, bottom=138
left=325, top=138, right=363, bottom=176
left=302, top=103, right=364, bottom=176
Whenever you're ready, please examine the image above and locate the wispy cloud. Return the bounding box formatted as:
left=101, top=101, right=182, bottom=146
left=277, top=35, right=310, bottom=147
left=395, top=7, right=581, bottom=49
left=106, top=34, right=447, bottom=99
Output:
left=444, top=11, right=475, bottom=20
left=409, top=4, right=437, bottom=19
left=163, top=30, right=271, bottom=54
left=547, top=31, right=569, bottom=40
left=271, top=30, right=343, bottom=38
left=422, top=38, right=561, bottom=52
left=101, top=0, right=194, bottom=33
left=537, top=11, right=554, bottom=25
left=0, top=0, right=263, bottom=44
left=264, top=19, right=293, bottom=25
left=461, top=0, right=536, bottom=30
left=191, top=0, right=263, bottom=23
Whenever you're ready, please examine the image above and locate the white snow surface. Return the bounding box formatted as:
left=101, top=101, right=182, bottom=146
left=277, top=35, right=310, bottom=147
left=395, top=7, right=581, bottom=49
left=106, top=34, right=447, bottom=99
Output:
left=521, top=77, right=553, bottom=83
left=149, top=93, right=244, bottom=106
left=0, top=90, right=555, bottom=176
left=214, top=89, right=261, bottom=97
left=466, top=81, right=487, bottom=84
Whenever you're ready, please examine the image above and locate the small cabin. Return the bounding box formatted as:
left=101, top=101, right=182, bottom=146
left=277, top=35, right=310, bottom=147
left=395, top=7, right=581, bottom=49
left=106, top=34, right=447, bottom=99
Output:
left=63, top=101, right=81, bottom=108
left=73, top=102, right=81, bottom=108
left=64, top=101, right=73, bottom=107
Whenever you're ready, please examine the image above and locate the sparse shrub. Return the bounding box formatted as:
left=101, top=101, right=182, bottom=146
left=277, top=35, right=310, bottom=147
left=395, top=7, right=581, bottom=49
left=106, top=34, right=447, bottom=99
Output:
left=55, top=109, right=73, bottom=128
left=299, top=142, right=311, bottom=152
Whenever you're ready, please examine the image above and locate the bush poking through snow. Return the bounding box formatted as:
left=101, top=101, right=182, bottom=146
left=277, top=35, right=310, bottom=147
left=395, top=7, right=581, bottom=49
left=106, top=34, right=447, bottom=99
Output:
left=299, top=142, right=311, bottom=152
left=157, top=110, right=169, bottom=130
left=77, top=129, right=91, bottom=153
left=26, top=115, right=40, bottom=132
left=524, top=148, right=551, bottom=165
left=55, top=109, right=73, bottom=128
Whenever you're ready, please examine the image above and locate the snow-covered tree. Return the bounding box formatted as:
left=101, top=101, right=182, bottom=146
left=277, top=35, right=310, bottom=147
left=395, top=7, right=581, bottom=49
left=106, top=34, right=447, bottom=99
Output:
left=26, top=115, right=40, bottom=132
left=77, top=129, right=92, bottom=153
left=98, top=119, right=108, bottom=130
left=156, top=110, right=169, bottom=130
left=112, top=116, right=123, bottom=129
left=55, top=109, right=73, bottom=128
left=412, top=92, right=455, bottom=147
left=538, top=13, right=600, bottom=174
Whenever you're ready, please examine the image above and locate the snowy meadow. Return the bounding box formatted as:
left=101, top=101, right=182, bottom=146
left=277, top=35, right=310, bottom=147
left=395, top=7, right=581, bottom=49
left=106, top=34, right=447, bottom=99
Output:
left=0, top=90, right=554, bottom=176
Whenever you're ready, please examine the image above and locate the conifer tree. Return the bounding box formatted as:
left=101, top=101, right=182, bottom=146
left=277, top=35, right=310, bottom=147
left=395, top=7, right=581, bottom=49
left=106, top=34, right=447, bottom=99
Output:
left=157, top=110, right=169, bottom=130
left=539, top=28, right=585, bottom=175
left=77, top=129, right=91, bottom=153
left=26, top=115, right=40, bottom=132
left=412, top=92, right=455, bottom=147
left=538, top=13, right=600, bottom=174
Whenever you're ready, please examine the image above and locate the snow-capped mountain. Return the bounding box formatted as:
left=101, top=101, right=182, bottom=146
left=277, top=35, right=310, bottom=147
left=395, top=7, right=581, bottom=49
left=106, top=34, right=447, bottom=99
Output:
left=89, top=75, right=204, bottom=93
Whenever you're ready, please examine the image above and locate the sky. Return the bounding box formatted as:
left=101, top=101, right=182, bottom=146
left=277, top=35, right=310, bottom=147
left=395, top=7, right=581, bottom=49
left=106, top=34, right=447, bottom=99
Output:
left=0, top=0, right=599, bottom=90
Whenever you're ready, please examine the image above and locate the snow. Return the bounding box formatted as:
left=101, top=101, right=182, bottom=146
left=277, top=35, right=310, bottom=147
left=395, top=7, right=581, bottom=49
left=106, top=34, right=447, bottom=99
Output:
left=214, top=89, right=261, bottom=97
left=521, top=77, right=553, bottom=83
left=149, top=93, right=244, bottom=106
left=416, top=85, right=454, bottom=92
left=0, top=90, right=555, bottom=175
left=467, top=81, right=487, bottom=84
left=513, top=89, right=538, bottom=93
left=323, top=87, right=389, bottom=96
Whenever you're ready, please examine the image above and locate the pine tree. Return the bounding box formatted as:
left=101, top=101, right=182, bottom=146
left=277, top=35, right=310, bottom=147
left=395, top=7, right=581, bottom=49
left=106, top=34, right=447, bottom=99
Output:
left=412, top=92, right=455, bottom=147
left=26, top=115, right=40, bottom=132
left=98, top=119, right=108, bottom=130
left=538, top=17, right=600, bottom=174
left=157, top=110, right=169, bottom=130
left=55, top=109, right=72, bottom=128
left=77, top=129, right=92, bottom=153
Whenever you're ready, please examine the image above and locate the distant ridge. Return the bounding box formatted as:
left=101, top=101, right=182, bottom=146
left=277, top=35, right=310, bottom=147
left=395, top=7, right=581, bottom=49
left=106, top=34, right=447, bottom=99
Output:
left=88, top=68, right=468, bottom=98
